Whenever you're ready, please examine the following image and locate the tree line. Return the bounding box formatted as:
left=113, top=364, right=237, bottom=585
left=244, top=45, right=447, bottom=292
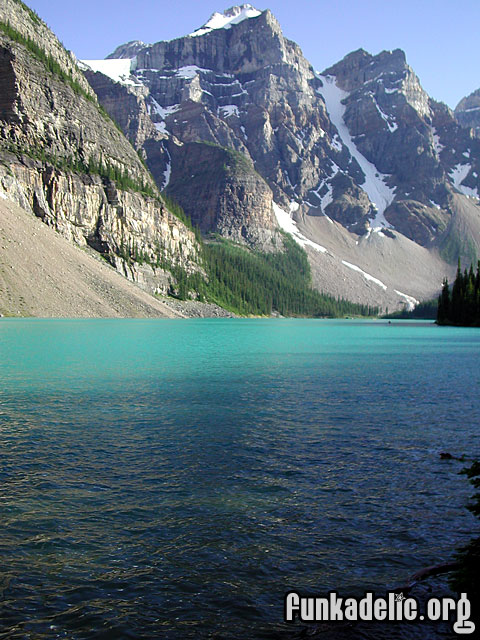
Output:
left=168, top=233, right=380, bottom=317
left=437, top=261, right=480, bottom=326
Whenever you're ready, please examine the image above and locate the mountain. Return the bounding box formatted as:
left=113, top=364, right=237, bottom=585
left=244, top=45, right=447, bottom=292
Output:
left=0, top=0, right=204, bottom=317
left=2, top=1, right=480, bottom=316
left=455, top=88, right=480, bottom=138
left=81, top=4, right=480, bottom=311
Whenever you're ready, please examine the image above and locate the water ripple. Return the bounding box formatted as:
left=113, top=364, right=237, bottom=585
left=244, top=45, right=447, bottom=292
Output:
left=0, top=319, right=478, bottom=639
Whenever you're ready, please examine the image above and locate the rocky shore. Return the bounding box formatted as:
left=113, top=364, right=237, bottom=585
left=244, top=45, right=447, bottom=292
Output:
left=158, top=297, right=237, bottom=318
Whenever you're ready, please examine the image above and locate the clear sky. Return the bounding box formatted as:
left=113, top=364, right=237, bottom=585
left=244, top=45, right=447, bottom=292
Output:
left=25, top=0, right=479, bottom=109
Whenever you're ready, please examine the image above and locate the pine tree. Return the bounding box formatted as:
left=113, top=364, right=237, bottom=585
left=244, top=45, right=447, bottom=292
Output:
left=437, top=278, right=450, bottom=324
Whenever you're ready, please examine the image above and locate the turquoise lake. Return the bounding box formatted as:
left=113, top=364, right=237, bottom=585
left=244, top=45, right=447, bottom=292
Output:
left=0, top=319, right=479, bottom=639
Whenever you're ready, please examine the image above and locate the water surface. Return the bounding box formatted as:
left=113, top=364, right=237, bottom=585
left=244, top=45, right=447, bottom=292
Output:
left=0, top=319, right=479, bottom=639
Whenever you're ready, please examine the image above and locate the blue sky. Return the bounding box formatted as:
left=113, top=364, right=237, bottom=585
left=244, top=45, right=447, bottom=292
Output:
left=26, top=0, right=479, bottom=108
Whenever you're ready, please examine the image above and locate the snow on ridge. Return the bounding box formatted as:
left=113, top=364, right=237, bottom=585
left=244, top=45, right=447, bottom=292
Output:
left=80, top=58, right=139, bottom=86
left=273, top=202, right=327, bottom=253
left=316, top=74, right=396, bottom=229
left=189, top=5, right=262, bottom=37
left=341, top=260, right=387, bottom=290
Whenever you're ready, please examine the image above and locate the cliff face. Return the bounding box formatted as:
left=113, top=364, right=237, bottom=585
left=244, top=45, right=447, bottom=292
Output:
left=0, top=0, right=202, bottom=296
left=0, top=194, right=188, bottom=318
left=455, top=88, right=480, bottom=138
left=0, top=157, right=199, bottom=294
left=85, top=8, right=332, bottom=249
left=86, top=7, right=480, bottom=261
left=166, top=141, right=277, bottom=249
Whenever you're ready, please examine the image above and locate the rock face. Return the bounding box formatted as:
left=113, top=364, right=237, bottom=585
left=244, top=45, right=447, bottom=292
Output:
left=85, top=8, right=334, bottom=249
left=0, top=194, right=188, bottom=318
left=0, top=0, right=202, bottom=297
left=86, top=7, right=480, bottom=252
left=166, top=141, right=279, bottom=249
left=0, top=156, right=199, bottom=295
left=455, top=88, right=480, bottom=138
left=3, top=1, right=480, bottom=311
left=320, top=49, right=480, bottom=252
left=80, top=5, right=480, bottom=309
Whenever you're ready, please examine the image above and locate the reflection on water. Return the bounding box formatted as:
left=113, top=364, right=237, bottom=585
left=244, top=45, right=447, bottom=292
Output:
left=0, top=319, right=479, bottom=639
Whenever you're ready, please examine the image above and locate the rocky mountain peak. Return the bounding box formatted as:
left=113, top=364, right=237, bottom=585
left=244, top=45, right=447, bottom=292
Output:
left=455, top=88, right=480, bottom=138
left=323, top=47, right=422, bottom=107
left=189, top=4, right=263, bottom=37
left=108, top=40, right=148, bottom=60
left=48, top=1, right=480, bottom=309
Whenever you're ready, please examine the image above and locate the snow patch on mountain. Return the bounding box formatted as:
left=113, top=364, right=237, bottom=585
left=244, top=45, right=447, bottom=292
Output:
left=341, top=260, right=387, bottom=290
left=80, top=59, right=138, bottom=86
left=219, top=105, right=240, bottom=117
left=176, top=65, right=211, bottom=79
left=190, top=5, right=262, bottom=37
left=374, top=101, right=398, bottom=133
left=394, top=290, right=419, bottom=311
left=149, top=100, right=180, bottom=119
left=430, top=126, right=444, bottom=156
left=450, top=163, right=478, bottom=198
left=316, top=75, right=396, bottom=229
left=310, top=162, right=340, bottom=215
left=273, top=202, right=327, bottom=253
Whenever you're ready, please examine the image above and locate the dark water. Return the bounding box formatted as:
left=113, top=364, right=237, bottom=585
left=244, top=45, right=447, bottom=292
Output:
left=0, top=319, right=478, bottom=639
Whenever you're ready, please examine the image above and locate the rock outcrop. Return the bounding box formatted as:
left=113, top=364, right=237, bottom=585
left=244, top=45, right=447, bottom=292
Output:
left=0, top=0, right=203, bottom=297
left=455, top=88, right=480, bottom=138
left=166, top=141, right=279, bottom=249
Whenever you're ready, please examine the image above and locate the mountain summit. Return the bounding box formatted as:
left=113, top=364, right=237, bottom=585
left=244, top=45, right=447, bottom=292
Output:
left=189, top=4, right=263, bottom=37
left=80, top=5, right=480, bottom=310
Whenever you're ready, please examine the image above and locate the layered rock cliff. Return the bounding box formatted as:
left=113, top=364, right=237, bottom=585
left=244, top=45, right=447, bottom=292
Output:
left=0, top=0, right=202, bottom=298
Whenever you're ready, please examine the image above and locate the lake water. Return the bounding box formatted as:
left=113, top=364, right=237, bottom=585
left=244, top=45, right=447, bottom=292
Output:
left=0, top=319, right=479, bottom=639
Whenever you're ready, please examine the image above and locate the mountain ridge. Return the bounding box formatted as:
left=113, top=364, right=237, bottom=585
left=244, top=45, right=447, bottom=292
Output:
left=2, top=1, right=480, bottom=315
left=80, top=4, right=480, bottom=310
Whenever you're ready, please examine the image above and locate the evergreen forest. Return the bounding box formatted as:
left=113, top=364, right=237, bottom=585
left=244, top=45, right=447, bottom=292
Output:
left=170, top=233, right=380, bottom=318
left=437, top=261, right=480, bottom=326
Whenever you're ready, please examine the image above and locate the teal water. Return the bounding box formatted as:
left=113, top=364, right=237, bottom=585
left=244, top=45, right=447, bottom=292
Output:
left=0, top=319, right=479, bottom=639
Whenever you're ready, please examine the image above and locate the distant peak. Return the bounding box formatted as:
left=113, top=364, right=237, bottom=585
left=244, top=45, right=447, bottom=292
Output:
left=189, top=4, right=263, bottom=37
